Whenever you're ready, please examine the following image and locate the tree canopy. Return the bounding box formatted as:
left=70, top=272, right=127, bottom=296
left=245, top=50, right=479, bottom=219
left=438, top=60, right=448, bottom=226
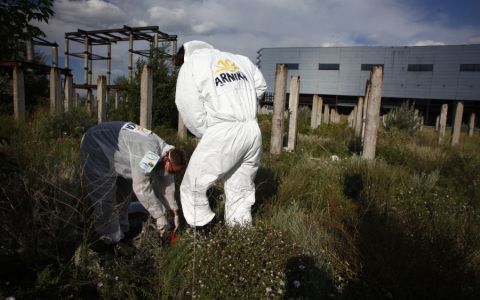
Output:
left=0, top=0, right=55, bottom=60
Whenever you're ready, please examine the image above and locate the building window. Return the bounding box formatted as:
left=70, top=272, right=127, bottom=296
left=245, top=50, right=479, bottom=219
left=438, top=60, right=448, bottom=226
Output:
left=277, top=63, right=299, bottom=70
left=460, top=64, right=480, bottom=72
left=318, top=63, right=339, bottom=70
left=407, top=64, right=433, bottom=72
left=361, top=64, right=384, bottom=71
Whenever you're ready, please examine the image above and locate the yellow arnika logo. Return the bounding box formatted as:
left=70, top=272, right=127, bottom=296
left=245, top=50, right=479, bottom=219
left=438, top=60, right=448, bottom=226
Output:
left=214, top=59, right=239, bottom=74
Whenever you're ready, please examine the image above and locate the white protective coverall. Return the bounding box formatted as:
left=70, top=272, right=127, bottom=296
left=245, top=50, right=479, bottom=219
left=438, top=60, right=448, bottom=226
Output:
left=80, top=121, right=177, bottom=244
left=175, top=41, right=267, bottom=226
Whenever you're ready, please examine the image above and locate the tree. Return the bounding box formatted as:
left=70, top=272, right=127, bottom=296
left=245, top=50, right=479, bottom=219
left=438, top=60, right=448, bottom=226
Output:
left=110, top=47, right=178, bottom=129
left=0, top=0, right=54, bottom=61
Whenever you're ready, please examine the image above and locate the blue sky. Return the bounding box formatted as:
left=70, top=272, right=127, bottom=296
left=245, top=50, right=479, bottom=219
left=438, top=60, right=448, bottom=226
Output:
left=37, top=0, right=480, bottom=83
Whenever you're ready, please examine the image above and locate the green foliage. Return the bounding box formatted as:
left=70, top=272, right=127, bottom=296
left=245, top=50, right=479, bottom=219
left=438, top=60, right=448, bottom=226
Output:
left=2, top=108, right=480, bottom=299
left=385, top=102, right=422, bottom=135
left=0, top=0, right=54, bottom=60
left=110, top=47, right=177, bottom=128
left=32, top=107, right=96, bottom=139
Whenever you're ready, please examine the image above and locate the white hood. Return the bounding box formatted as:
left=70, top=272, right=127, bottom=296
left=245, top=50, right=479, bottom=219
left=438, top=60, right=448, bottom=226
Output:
left=183, top=40, right=214, bottom=61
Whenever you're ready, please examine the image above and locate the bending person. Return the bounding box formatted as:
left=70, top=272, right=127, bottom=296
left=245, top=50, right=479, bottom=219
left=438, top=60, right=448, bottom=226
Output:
left=80, top=121, right=186, bottom=254
left=175, top=40, right=267, bottom=228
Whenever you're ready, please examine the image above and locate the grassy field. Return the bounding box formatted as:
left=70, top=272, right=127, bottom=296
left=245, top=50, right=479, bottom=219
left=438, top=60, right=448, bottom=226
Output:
left=1, top=108, right=479, bottom=299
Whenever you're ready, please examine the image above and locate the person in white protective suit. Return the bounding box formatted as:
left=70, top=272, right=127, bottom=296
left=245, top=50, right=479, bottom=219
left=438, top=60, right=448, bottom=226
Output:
left=80, top=121, right=186, bottom=254
left=175, top=40, right=267, bottom=228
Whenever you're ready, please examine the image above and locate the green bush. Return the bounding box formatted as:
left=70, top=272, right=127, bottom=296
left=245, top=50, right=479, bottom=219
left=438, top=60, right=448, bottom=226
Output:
left=385, top=102, right=422, bottom=136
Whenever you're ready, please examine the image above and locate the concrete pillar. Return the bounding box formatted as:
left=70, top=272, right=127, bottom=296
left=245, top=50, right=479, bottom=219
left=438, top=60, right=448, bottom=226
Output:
left=468, top=113, right=476, bottom=137
left=349, top=106, right=356, bottom=128
left=107, top=44, right=112, bottom=85
left=86, top=90, right=93, bottom=113
left=270, top=64, right=288, bottom=155
left=355, top=97, right=364, bottom=137
left=75, top=93, right=80, bottom=108
left=287, top=75, right=300, bottom=152
left=178, top=114, right=187, bottom=140
left=317, top=96, right=323, bottom=125
left=87, top=44, right=92, bottom=85
left=438, top=104, right=448, bottom=144
left=419, top=116, right=424, bottom=131
left=435, top=115, right=440, bottom=131
left=311, top=94, right=319, bottom=129
left=361, top=80, right=371, bottom=143
left=64, top=39, right=69, bottom=69
left=13, top=66, right=25, bottom=122
left=51, top=46, right=58, bottom=67
left=451, top=101, right=464, bottom=146
left=49, top=67, right=62, bottom=114
left=362, top=66, right=383, bottom=160
left=114, top=91, right=119, bottom=110
left=324, top=104, right=330, bottom=125
left=84, top=37, right=89, bottom=84
left=128, top=34, right=134, bottom=81
left=97, top=76, right=107, bottom=123
left=64, top=75, right=74, bottom=112
left=140, top=65, right=153, bottom=129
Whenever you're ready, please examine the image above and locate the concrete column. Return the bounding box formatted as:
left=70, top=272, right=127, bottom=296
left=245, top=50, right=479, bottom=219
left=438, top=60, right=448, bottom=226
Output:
left=115, top=91, right=119, bottom=110
left=140, top=65, right=153, bottom=129
left=349, top=106, right=356, bottom=128
left=324, top=104, right=330, bottom=124
left=419, top=116, right=424, bottom=131
left=311, top=94, right=319, bottom=129
left=86, top=90, right=93, bottom=114
left=64, top=38, right=69, bottom=69
left=468, top=113, right=476, bottom=137
left=287, top=75, right=300, bottom=152
left=49, top=68, right=62, bottom=114
left=451, top=101, right=464, bottom=146
left=435, top=115, right=440, bottom=131
left=75, top=93, right=80, bottom=108
left=128, top=34, right=134, bottom=81
left=178, top=114, right=188, bottom=140
left=362, top=66, right=383, bottom=160
left=438, top=104, right=448, bottom=144
left=64, top=75, right=74, bottom=112
left=270, top=64, right=288, bottom=155
left=87, top=44, right=92, bottom=85
left=97, top=76, right=107, bottom=123
left=107, top=44, right=112, bottom=85
left=317, top=96, right=323, bottom=125
left=51, top=46, right=58, bottom=67
left=84, top=37, right=89, bottom=84
left=361, top=80, right=371, bottom=143
left=355, top=97, right=364, bottom=137
left=13, top=66, right=25, bottom=122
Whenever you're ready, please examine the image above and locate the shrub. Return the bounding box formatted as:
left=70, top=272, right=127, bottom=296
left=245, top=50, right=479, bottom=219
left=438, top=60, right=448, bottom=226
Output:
left=385, top=102, right=422, bottom=136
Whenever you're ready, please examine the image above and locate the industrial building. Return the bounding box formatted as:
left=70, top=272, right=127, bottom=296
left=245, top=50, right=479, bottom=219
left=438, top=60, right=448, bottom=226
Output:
left=257, top=44, right=480, bottom=126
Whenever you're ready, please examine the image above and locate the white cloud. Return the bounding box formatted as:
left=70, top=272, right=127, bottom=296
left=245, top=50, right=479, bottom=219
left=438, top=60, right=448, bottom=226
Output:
left=54, top=0, right=126, bottom=28
left=411, top=40, right=446, bottom=46
left=192, top=21, right=217, bottom=35
left=34, top=0, right=480, bottom=80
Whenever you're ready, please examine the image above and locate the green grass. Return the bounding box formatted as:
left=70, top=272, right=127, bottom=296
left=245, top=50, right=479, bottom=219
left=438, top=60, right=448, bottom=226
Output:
left=1, top=109, right=479, bottom=299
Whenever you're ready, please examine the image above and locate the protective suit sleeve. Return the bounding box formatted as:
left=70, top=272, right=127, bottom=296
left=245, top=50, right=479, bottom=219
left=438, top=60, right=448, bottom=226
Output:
left=175, top=62, right=207, bottom=138
left=156, top=173, right=178, bottom=211
left=253, top=64, right=267, bottom=100
left=131, top=172, right=167, bottom=220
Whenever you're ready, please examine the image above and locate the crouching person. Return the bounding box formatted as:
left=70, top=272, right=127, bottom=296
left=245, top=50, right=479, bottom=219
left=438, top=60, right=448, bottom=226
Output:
left=80, top=121, right=186, bottom=256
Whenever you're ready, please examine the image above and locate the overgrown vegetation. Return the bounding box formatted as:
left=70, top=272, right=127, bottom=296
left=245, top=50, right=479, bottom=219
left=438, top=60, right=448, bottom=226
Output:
left=1, top=107, right=479, bottom=299
left=385, top=102, right=423, bottom=136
